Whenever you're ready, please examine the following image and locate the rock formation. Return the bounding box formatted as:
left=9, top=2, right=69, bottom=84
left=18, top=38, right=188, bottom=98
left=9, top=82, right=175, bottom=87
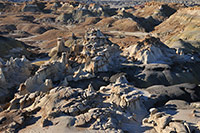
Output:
left=0, top=56, right=33, bottom=103
left=81, top=29, right=124, bottom=72
left=0, top=1, right=199, bottom=133
left=143, top=108, right=190, bottom=133
left=22, top=3, right=40, bottom=12
left=49, top=37, right=70, bottom=57
left=24, top=53, right=67, bottom=93
left=123, top=36, right=178, bottom=64
left=3, top=76, right=149, bottom=132
left=154, top=7, right=200, bottom=53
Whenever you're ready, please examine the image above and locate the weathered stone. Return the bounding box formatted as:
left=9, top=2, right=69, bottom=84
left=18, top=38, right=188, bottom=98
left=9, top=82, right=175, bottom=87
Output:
left=123, top=36, right=178, bottom=64
left=143, top=110, right=190, bottom=133
left=80, top=28, right=124, bottom=73
left=49, top=37, right=70, bottom=58
left=0, top=56, right=33, bottom=103
left=149, top=108, right=158, bottom=115
left=24, top=60, right=66, bottom=92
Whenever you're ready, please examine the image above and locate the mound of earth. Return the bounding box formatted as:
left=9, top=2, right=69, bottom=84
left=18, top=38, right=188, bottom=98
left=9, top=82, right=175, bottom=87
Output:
left=16, top=23, right=53, bottom=34
left=95, top=17, right=116, bottom=28
left=154, top=7, right=200, bottom=53
left=0, top=36, right=31, bottom=60
left=0, top=24, right=17, bottom=34
left=110, top=18, right=145, bottom=32
left=132, top=2, right=184, bottom=31
left=0, top=2, right=23, bottom=13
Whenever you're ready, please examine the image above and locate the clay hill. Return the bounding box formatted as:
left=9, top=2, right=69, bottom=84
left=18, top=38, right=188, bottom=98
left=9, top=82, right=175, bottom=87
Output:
left=0, top=0, right=200, bottom=133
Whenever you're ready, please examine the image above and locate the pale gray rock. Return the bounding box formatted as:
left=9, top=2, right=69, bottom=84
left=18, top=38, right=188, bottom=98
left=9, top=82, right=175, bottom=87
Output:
left=49, top=37, right=70, bottom=58
left=143, top=110, right=190, bottom=133
left=123, top=36, right=177, bottom=64
left=2, top=75, right=150, bottom=132
left=81, top=29, right=125, bottom=73
left=24, top=58, right=66, bottom=92
left=0, top=56, right=33, bottom=103
left=0, top=56, right=33, bottom=89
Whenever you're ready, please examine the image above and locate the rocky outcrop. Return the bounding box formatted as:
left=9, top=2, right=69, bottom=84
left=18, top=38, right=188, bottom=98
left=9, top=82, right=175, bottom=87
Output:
left=49, top=37, right=70, bottom=58
left=55, top=13, right=72, bottom=24
left=3, top=76, right=149, bottom=132
left=143, top=108, right=190, bottom=133
left=55, top=8, right=94, bottom=24
left=80, top=29, right=124, bottom=72
left=146, top=83, right=200, bottom=107
left=132, top=2, right=180, bottom=31
left=0, top=56, right=33, bottom=103
left=121, top=62, right=200, bottom=88
left=0, top=2, right=200, bottom=132
left=123, top=36, right=178, bottom=64
left=0, top=109, right=29, bottom=133
left=24, top=54, right=67, bottom=93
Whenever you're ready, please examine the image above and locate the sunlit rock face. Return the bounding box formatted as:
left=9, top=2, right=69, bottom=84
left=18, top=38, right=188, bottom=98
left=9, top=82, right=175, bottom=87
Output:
left=81, top=29, right=125, bottom=72
left=4, top=76, right=149, bottom=132
left=123, top=36, right=178, bottom=64
left=0, top=1, right=200, bottom=132
left=49, top=37, right=70, bottom=58
left=143, top=108, right=190, bottom=133
left=24, top=53, right=68, bottom=93
left=0, top=56, right=33, bottom=104
left=100, top=76, right=149, bottom=121
left=154, top=7, right=200, bottom=52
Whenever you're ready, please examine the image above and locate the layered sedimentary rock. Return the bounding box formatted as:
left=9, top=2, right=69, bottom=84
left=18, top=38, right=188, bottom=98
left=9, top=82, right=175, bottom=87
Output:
left=154, top=7, right=200, bottom=53
left=123, top=36, right=178, bottom=64
left=0, top=1, right=200, bottom=132
left=0, top=56, right=33, bottom=103
left=49, top=37, right=70, bottom=57
left=143, top=108, right=190, bottom=133
left=24, top=53, right=68, bottom=93
left=81, top=29, right=124, bottom=72
left=4, top=76, right=149, bottom=132
left=133, top=2, right=179, bottom=31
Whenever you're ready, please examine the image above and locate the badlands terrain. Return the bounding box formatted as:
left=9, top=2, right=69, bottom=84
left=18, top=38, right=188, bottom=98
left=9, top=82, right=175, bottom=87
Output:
left=0, top=0, right=200, bottom=132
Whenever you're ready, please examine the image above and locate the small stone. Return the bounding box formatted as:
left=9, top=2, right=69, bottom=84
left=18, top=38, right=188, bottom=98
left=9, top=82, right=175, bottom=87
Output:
left=149, top=108, right=158, bottom=115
